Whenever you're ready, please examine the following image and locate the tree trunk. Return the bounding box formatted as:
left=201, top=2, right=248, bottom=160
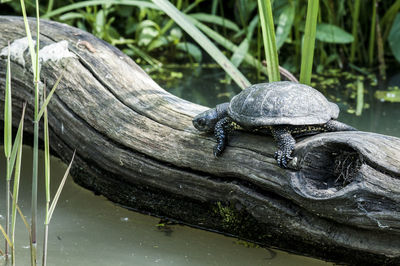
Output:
left=0, top=16, right=399, bottom=265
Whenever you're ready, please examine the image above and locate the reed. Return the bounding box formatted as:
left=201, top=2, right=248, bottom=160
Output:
left=2, top=1, right=71, bottom=265
left=257, top=0, right=280, bottom=82
left=18, top=0, right=41, bottom=262
left=299, top=0, right=319, bottom=85
left=10, top=104, right=26, bottom=266
left=368, top=0, right=377, bottom=66
left=4, top=42, right=12, bottom=258
left=350, top=0, right=360, bottom=63
left=152, top=0, right=251, bottom=89
left=3, top=42, right=27, bottom=266
left=42, top=84, right=51, bottom=266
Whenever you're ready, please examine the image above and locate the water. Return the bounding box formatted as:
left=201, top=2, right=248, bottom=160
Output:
left=0, top=147, right=331, bottom=265
left=1, top=67, right=399, bottom=265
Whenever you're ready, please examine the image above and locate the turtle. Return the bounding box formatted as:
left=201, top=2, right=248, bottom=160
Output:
left=192, top=81, right=356, bottom=168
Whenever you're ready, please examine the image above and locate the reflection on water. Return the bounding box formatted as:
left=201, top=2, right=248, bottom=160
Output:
left=0, top=147, right=331, bottom=265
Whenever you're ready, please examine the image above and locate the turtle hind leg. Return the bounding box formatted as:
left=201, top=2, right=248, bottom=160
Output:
left=271, top=127, right=296, bottom=168
left=325, top=120, right=357, bottom=131
left=213, top=117, right=235, bottom=157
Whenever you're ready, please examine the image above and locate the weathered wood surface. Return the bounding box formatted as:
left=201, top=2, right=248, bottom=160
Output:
left=1, top=16, right=400, bottom=265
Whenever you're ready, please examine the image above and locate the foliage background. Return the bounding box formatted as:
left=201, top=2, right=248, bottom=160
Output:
left=2, top=0, right=400, bottom=82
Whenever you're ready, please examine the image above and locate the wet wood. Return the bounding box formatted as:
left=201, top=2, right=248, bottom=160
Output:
left=0, top=16, right=400, bottom=265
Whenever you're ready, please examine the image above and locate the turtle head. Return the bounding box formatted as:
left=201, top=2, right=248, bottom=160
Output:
left=192, top=108, right=219, bottom=132
left=193, top=103, right=229, bottom=132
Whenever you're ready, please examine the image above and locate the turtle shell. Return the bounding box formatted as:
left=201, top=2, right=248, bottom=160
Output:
left=228, top=81, right=339, bottom=127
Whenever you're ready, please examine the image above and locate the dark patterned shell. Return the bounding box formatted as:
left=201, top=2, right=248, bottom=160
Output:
left=228, top=81, right=339, bottom=127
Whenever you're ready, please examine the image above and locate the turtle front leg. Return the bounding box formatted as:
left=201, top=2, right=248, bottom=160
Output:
left=271, top=127, right=296, bottom=168
left=213, top=117, right=234, bottom=157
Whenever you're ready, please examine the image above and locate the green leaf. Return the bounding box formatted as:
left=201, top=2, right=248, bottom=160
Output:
left=59, top=12, right=86, bottom=21
left=137, top=20, right=160, bottom=47
left=388, top=13, right=400, bottom=63
left=177, top=42, right=202, bottom=62
left=316, top=23, right=354, bottom=44
left=230, top=38, right=249, bottom=67
left=147, top=36, right=168, bottom=51
left=188, top=13, right=240, bottom=32
left=95, top=9, right=105, bottom=35
left=275, top=4, right=294, bottom=50
left=48, top=151, right=76, bottom=222
left=138, top=27, right=159, bottom=47
left=43, top=0, right=159, bottom=19
left=9, top=104, right=26, bottom=178
left=152, top=0, right=250, bottom=89
left=168, top=27, right=182, bottom=42
left=374, top=90, right=400, bottom=102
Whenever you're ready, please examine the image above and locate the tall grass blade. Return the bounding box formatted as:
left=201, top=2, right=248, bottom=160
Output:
left=9, top=105, right=25, bottom=176
left=257, top=0, right=280, bottom=82
left=20, top=0, right=42, bottom=263
left=10, top=104, right=26, bottom=266
left=368, top=0, right=377, bottom=66
left=19, top=0, right=36, bottom=72
left=4, top=42, right=12, bottom=258
left=376, top=7, right=386, bottom=80
left=381, top=0, right=400, bottom=42
left=11, top=195, right=31, bottom=237
left=0, top=224, right=12, bottom=250
left=43, top=86, right=50, bottom=210
left=191, top=18, right=297, bottom=82
left=188, top=13, right=240, bottom=32
left=190, top=18, right=264, bottom=73
left=275, top=4, right=295, bottom=50
left=152, top=0, right=251, bottom=89
left=299, top=0, right=319, bottom=85
left=48, top=151, right=76, bottom=221
left=230, top=39, right=249, bottom=68
left=37, top=73, right=63, bottom=121
left=42, top=85, right=51, bottom=266
left=4, top=43, right=12, bottom=159
left=350, top=0, right=360, bottom=63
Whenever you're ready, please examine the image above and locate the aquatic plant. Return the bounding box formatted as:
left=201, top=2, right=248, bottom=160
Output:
left=1, top=1, right=75, bottom=265
left=257, top=0, right=280, bottom=82
left=3, top=0, right=400, bottom=77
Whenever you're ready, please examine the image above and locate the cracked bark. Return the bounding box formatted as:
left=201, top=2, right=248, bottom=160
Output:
left=1, top=16, right=400, bottom=265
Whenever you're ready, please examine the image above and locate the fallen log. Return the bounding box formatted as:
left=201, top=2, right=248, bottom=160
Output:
left=0, top=16, right=399, bottom=265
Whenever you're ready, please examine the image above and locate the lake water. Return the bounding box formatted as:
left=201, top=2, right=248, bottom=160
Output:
left=1, top=67, right=399, bottom=265
left=0, top=147, right=332, bottom=266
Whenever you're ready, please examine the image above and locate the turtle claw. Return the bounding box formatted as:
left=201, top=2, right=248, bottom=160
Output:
left=274, top=150, right=293, bottom=168
left=213, top=144, right=224, bottom=157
